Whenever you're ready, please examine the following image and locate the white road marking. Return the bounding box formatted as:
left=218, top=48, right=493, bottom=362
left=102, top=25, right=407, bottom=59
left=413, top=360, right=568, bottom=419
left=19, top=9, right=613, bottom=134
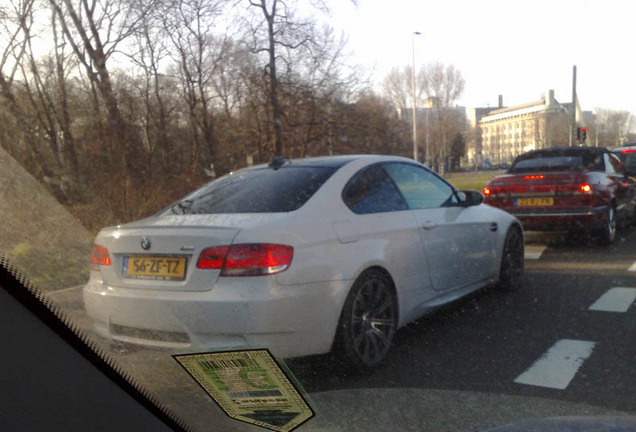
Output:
left=628, top=262, right=636, bottom=272
left=514, top=339, right=596, bottom=390
left=589, top=287, right=636, bottom=313
left=525, top=244, right=547, bottom=260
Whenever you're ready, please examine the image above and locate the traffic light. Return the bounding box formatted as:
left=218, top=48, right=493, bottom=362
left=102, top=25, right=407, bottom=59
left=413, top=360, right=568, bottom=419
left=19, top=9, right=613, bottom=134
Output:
left=581, top=127, right=587, bottom=141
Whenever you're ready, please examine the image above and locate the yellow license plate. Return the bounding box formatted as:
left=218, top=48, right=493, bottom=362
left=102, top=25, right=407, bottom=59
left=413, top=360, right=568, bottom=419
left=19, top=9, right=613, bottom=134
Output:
left=515, top=197, right=554, bottom=207
left=124, top=256, right=187, bottom=281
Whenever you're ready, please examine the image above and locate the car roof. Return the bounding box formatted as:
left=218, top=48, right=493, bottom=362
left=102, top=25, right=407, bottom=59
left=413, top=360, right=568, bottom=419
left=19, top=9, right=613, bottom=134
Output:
left=248, top=154, right=414, bottom=170
left=612, top=143, right=636, bottom=152
left=513, top=146, right=609, bottom=161
left=275, top=155, right=365, bottom=168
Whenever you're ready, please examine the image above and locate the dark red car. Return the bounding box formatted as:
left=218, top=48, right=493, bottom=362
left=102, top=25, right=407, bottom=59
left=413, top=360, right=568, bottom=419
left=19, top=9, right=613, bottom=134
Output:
left=482, top=147, right=636, bottom=244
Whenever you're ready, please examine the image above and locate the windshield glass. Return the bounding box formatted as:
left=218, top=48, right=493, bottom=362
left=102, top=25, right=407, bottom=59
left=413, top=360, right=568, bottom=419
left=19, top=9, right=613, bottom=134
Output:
left=508, top=151, right=605, bottom=173
left=162, top=166, right=338, bottom=215
left=509, top=156, right=585, bottom=173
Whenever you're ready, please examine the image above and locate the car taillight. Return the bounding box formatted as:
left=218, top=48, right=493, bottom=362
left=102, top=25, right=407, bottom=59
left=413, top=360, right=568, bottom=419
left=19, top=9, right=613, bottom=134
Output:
left=580, top=183, right=593, bottom=193
left=482, top=185, right=505, bottom=198
left=197, top=246, right=230, bottom=269
left=621, top=149, right=635, bottom=153
left=197, top=244, right=293, bottom=276
left=90, top=244, right=111, bottom=268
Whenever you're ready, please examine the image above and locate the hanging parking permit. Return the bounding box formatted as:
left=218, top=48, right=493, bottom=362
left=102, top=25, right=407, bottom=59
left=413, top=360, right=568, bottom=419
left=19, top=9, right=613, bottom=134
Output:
left=173, top=349, right=314, bottom=432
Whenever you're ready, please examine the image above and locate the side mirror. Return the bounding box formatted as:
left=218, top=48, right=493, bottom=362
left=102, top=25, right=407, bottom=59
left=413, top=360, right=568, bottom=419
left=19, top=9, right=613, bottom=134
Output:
left=459, top=190, right=484, bottom=207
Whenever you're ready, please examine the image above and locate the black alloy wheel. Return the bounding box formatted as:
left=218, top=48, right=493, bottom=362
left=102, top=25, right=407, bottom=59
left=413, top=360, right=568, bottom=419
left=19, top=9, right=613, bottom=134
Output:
left=337, top=269, right=397, bottom=369
left=497, top=226, right=524, bottom=291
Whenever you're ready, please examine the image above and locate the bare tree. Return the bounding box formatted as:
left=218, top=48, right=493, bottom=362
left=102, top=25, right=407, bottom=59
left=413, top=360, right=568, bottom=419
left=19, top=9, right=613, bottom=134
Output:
left=419, top=62, right=465, bottom=173
left=337, top=91, right=409, bottom=156
left=594, top=108, right=634, bottom=147
left=47, top=0, right=154, bottom=173
left=279, top=25, right=363, bottom=157
left=382, top=66, right=426, bottom=113
left=162, top=0, right=228, bottom=174
left=381, top=62, right=465, bottom=171
left=243, top=0, right=327, bottom=156
left=0, top=0, right=62, bottom=186
left=17, top=4, right=82, bottom=186
left=420, top=62, right=465, bottom=109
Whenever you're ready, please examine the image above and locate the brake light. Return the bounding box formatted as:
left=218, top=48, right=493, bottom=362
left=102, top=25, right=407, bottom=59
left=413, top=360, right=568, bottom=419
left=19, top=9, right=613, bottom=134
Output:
left=524, top=175, right=545, bottom=180
left=482, top=187, right=492, bottom=196
left=621, top=149, right=635, bottom=153
left=197, top=244, right=293, bottom=276
left=580, top=183, right=593, bottom=193
left=90, top=245, right=111, bottom=268
left=197, top=246, right=230, bottom=269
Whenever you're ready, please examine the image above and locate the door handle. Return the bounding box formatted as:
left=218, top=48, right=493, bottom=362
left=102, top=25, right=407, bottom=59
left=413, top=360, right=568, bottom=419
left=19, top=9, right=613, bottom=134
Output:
left=421, top=220, right=437, bottom=230
left=490, top=222, right=498, bottom=232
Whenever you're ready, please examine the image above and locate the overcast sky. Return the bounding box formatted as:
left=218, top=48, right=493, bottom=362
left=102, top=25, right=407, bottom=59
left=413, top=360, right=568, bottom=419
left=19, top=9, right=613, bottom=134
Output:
left=327, top=0, right=635, bottom=116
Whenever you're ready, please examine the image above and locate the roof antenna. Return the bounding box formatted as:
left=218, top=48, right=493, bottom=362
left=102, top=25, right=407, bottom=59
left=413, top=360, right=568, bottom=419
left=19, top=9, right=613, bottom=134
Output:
left=268, top=156, right=289, bottom=170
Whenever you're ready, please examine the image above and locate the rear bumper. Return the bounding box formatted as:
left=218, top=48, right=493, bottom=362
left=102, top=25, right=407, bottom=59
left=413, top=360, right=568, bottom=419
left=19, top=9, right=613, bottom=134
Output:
left=509, top=205, right=607, bottom=231
left=83, top=274, right=350, bottom=359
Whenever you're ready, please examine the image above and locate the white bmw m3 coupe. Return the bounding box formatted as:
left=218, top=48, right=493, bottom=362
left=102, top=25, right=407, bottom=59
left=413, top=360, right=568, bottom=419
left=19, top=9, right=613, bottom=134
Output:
left=84, top=155, right=523, bottom=368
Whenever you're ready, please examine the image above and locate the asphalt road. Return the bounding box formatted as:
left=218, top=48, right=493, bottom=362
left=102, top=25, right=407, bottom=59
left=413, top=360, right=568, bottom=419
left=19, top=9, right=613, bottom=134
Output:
left=287, top=228, right=636, bottom=414
left=44, top=227, right=636, bottom=431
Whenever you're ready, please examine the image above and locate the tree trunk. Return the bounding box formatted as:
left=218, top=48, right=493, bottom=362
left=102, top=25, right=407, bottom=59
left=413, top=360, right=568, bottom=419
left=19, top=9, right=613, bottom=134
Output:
left=263, top=0, right=283, bottom=156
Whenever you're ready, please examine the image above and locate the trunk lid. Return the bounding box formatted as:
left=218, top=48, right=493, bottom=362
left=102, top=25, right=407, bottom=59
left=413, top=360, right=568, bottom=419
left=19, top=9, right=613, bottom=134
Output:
left=485, top=172, right=595, bottom=210
left=94, top=214, right=284, bottom=292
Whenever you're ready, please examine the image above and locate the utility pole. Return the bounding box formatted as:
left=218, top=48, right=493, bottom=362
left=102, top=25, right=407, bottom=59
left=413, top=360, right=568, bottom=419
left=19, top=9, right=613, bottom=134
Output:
left=570, top=65, right=577, bottom=147
left=425, top=104, right=430, bottom=167
left=594, top=118, right=600, bottom=148
left=411, top=32, right=421, bottom=162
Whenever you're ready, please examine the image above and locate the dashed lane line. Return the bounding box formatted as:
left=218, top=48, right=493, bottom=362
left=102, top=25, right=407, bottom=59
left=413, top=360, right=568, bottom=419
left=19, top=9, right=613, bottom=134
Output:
left=525, top=244, right=547, bottom=260
left=588, top=287, right=636, bottom=313
left=514, top=339, right=597, bottom=390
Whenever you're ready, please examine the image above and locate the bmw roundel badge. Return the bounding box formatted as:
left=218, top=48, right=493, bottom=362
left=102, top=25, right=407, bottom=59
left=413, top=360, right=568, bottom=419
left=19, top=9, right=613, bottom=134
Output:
left=141, top=236, right=151, bottom=250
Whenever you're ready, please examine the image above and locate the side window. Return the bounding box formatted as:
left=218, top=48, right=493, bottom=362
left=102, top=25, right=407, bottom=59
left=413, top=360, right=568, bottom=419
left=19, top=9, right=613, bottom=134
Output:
left=604, top=154, right=617, bottom=174
left=342, top=165, right=408, bottom=214
left=384, top=163, right=457, bottom=209
left=588, top=154, right=605, bottom=171
left=618, top=152, right=636, bottom=175
left=608, top=154, right=626, bottom=175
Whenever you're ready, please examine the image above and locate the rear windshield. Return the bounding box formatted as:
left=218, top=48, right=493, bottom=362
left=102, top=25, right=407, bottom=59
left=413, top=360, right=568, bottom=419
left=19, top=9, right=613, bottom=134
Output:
left=162, top=166, right=338, bottom=214
left=509, top=152, right=603, bottom=173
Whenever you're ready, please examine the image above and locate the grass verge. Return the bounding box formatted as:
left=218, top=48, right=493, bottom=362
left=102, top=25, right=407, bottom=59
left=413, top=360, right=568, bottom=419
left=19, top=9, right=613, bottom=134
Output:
left=444, top=170, right=506, bottom=192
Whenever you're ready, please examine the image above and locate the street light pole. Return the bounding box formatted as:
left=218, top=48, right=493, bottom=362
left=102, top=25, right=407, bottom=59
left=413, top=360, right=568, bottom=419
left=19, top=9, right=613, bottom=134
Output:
left=570, top=65, right=577, bottom=147
left=411, top=32, right=421, bottom=162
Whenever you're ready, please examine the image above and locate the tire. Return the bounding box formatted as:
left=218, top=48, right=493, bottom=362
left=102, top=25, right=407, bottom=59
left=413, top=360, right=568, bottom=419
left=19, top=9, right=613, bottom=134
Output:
left=497, top=226, right=524, bottom=291
left=336, top=269, right=397, bottom=369
left=597, top=206, right=617, bottom=245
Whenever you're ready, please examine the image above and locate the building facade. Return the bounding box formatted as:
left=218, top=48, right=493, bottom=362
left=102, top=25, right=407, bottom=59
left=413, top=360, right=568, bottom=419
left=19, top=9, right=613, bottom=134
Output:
left=478, top=90, right=571, bottom=166
left=465, top=99, right=503, bottom=168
